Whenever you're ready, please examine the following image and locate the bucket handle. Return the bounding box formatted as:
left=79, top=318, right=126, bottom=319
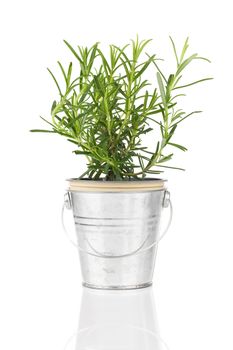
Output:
left=61, top=190, right=173, bottom=259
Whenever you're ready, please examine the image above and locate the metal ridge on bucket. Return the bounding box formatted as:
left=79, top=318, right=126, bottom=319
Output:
left=67, top=178, right=166, bottom=192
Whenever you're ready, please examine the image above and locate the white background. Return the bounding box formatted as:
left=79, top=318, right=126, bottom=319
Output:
left=0, top=0, right=232, bottom=349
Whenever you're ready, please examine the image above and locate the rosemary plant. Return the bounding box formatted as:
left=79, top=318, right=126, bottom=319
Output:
left=31, top=37, right=212, bottom=180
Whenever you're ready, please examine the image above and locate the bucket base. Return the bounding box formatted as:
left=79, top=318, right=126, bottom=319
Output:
left=82, top=282, right=152, bottom=290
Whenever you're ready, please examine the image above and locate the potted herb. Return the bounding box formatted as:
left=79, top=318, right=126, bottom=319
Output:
left=31, top=37, right=211, bottom=289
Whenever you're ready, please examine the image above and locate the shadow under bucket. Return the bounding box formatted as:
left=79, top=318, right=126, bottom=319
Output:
left=62, top=179, right=172, bottom=290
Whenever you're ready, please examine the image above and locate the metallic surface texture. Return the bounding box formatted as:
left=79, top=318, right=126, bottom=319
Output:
left=68, top=189, right=168, bottom=289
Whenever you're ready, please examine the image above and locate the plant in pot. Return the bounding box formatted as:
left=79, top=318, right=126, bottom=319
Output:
left=31, top=36, right=212, bottom=290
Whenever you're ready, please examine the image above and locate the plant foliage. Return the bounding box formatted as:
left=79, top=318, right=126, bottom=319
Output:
left=31, top=36, right=212, bottom=180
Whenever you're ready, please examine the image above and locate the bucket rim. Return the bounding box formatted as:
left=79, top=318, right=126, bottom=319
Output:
left=67, top=178, right=167, bottom=192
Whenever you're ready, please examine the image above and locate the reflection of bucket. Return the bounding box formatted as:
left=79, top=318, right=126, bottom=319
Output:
left=63, top=179, right=172, bottom=290
left=65, top=325, right=169, bottom=350
left=78, top=286, right=159, bottom=331
left=64, top=287, right=169, bottom=350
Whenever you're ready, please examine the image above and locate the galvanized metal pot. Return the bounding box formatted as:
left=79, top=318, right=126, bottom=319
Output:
left=62, top=179, right=172, bottom=290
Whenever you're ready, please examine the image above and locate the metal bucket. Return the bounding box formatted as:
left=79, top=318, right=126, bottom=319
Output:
left=62, top=179, right=172, bottom=290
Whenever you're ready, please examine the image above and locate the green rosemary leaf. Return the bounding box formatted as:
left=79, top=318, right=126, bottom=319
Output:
left=63, top=40, right=83, bottom=64
left=180, top=37, right=189, bottom=63
left=138, top=155, right=145, bottom=170
left=174, top=77, right=213, bottom=90
left=67, top=62, right=73, bottom=86
left=176, top=54, right=198, bottom=75
left=51, top=100, right=57, bottom=113
left=30, top=129, right=55, bottom=133
left=168, top=142, right=187, bottom=151
left=135, top=55, right=155, bottom=79
left=148, top=55, right=167, bottom=83
left=158, top=153, right=173, bottom=163
left=47, top=68, right=62, bottom=96
left=57, top=61, right=67, bottom=84
left=194, top=56, right=211, bottom=63
left=170, top=110, right=202, bottom=127
left=169, top=36, right=179, bottom=66
left=73, top=150, right=91, bottom=155
left=146, top=169, right=163, bottom=174
left=40, top=116, right=55, bottom=128
left=156, top=164, right=185, bottom=171
left=157, top=72, right=166, bottom=107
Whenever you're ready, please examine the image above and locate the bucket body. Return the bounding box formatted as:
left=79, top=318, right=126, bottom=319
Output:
left=67, top=179, right=168, bottom=290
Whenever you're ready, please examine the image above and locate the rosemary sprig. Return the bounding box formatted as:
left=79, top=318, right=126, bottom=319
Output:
left=31, top=36, right=212, bottom=180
